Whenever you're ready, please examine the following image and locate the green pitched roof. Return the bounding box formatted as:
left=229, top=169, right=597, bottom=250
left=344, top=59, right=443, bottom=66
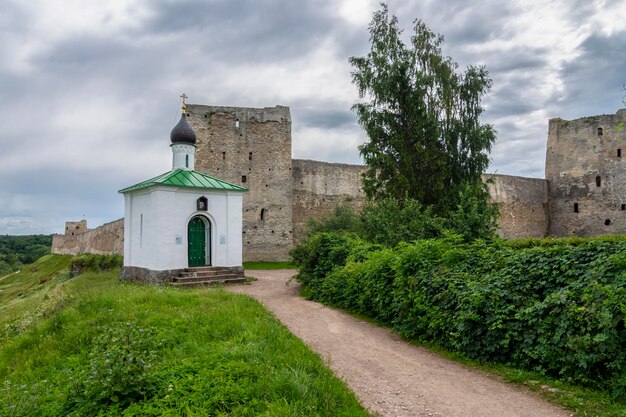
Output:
left=119, top=169, right=248, bottom=193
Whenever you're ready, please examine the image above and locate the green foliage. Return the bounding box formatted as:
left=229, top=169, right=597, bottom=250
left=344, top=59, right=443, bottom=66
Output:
left=305, top=205, right=362, bottom=237
left=243, top=261, right=297, bottom=270
left=294, top=233, right=626, bottom=397
left=290, top=232, right=368, bottom=292
left=0, top=235, right=52, bottom=276
left=360, top=198, right=446, bottom=246
left=447, top=180, right=499, bottom=241
left=298, top=192, right=497, bottom=249
left=350, top=4, right=495, bottom=215
left=0, top=256, right=371, bottom=417
left=67, top=322, right=163, bottom=412
left=69, top=253, right=123, bottom=276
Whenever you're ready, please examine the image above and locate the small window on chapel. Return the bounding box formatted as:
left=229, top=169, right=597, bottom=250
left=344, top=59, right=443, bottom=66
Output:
left=618, top=149, right=622, bottom=158
left=248, top=152, right=252, bottom=161
left=597, top=127, right=603, bottom=136
left=621, top=204, right=626, bottom=211
left=222, top=151, right=226, bottom=160
left=185, top=154, right=189, bottom=168
left=260, top=208, right=266, bottom=221
left=241, top=175, right=247, bottom=183
left=596, top=176, right=601, bottom=187
left=574, top=203, right=579, bottom=213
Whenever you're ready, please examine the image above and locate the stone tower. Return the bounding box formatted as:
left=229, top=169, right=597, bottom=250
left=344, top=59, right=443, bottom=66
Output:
left=187, top=104, right=293, bottom=261
left=546, top=109, right=626, bottom=236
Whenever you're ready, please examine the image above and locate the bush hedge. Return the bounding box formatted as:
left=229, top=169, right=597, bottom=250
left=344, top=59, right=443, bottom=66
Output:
left=292, top=233, right=626, bottom=396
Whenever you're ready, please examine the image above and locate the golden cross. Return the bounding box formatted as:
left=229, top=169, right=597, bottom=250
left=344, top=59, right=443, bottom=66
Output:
left=180, top=93, right=188, bottom=112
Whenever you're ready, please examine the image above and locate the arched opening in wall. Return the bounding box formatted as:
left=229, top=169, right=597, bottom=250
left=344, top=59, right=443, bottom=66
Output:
left=241, top=175, right=247, bottom=183
left=605, top=219, right=611, bottom=226
left=622, top=204, right=626, bottom=211
left=597, top=127, right=603, bottom=136
left=222, top=152, right=226, bottom=160
left=596, top=176, right=601, bottom=187
left=185, top=154, right=189, bottom=168
left=573, top=203, right=579, bottom=213
left=260, top=208, right=266, bottom=221
left=618, top=149, right=622, bottom=158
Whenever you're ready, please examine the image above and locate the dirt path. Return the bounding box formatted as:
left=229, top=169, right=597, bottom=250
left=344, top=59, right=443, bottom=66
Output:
left=229, top=270, right=572, bottom=417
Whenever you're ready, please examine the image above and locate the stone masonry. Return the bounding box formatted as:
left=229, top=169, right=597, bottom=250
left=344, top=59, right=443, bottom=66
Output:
left=546, top=109, right=626, bottom=236
left=51, top=106, right=626, bottom=261
left=188, top=105, right=294, bottom=261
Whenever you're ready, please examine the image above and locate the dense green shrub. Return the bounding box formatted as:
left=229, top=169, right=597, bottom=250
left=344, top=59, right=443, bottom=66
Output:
left=66, top=322, right=163, bottom=412
left=70, top=254, right=123, bottom=276
left=360, top=198, right=446, bottom=246
left=305, top=205, right=362, bottom=237
left=293, top=233, right=626, bottom=396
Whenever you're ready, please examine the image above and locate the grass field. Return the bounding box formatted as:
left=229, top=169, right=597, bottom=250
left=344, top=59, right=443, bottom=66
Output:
left=0, top=255, right=370, bottom=417
left=243, top=261, right=297, bottom=270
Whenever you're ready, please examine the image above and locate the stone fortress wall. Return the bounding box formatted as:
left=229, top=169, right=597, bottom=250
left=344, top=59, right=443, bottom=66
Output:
left=292, top=159, right=368, bottom=242
left=51, top=106, right=625, bottom=260
left=51, top=219, right=124, bottom=256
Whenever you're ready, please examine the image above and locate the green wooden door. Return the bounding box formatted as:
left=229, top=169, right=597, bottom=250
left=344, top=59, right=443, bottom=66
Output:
left=188, top=217, right=208, bottom=267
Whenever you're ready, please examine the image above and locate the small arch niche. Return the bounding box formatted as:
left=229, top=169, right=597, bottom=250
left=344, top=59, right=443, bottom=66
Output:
left=618, top=149, right=622, bottom=158
left=595, top=176, right=602, bottom=187
left=604, top=219, right=611, bottom=226
left=573, top=203, right=579, bottom=213
left=597, top=127, right=603, bottom=136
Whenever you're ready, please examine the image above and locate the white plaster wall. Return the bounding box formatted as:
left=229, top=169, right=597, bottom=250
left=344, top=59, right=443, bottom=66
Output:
left=123, top=185, right=244, bottom=270
left=171, top=144, right=196, bottom=170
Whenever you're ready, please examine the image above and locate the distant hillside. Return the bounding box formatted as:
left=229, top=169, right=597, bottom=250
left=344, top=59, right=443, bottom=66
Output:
left=0, top=234, right=52, bottom=276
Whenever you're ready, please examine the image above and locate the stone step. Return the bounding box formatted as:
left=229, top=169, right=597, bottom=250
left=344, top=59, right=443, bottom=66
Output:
left=178, top=270, right=240, bottom=278
left=173, top=273, right=242, bottom=283
left=182, top=266, right=237, bottom=273
left=169, top=277, right=246, bottom=288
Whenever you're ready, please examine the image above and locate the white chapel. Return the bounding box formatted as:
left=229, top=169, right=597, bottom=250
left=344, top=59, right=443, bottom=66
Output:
left=119, top=97, right=247, bottom=284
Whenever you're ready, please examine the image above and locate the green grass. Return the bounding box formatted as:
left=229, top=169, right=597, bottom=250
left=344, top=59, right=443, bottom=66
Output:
left=0, top=255, right=371, bottom=417
left=243, top=261, right=297, bottom=270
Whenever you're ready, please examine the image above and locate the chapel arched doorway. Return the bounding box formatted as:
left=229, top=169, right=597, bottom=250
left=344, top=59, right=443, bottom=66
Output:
left=188, top=216, right=211, bottom=267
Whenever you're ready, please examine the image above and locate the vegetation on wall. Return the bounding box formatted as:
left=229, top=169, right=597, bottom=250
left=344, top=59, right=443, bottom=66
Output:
left=292, top=233, right=626, bottom=398
left=0, top=234, right=51, bottom=276
left=350, top=4, right=496, bottom=218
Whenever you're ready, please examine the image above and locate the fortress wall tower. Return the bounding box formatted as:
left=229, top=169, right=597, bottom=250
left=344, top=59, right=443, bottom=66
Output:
left=64, top=220, right=88, bottom=236
left=546, top=109, right=626, bottom=236
left=188, top=104, right=293, bottom=261
left=292, top=159, right=367, bottom=242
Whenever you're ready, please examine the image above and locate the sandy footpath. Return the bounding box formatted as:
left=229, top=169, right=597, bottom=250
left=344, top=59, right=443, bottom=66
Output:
left=228, top=270, right=572, bottom=417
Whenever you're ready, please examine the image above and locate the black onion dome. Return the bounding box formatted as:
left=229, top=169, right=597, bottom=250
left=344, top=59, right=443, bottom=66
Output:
left=170, top=113, right=197, bottom=144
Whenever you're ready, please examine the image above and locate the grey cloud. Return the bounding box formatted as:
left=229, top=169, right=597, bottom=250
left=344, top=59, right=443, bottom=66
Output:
left=144, top=0, right=338, bottom=64
left=292, top=104, right=355, bottom=130
left=557, top=32, right=626, bottom=118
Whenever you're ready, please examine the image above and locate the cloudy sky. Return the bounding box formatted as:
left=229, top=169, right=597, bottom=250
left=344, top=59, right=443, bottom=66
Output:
left=1, top=0, right=625, bottom=235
